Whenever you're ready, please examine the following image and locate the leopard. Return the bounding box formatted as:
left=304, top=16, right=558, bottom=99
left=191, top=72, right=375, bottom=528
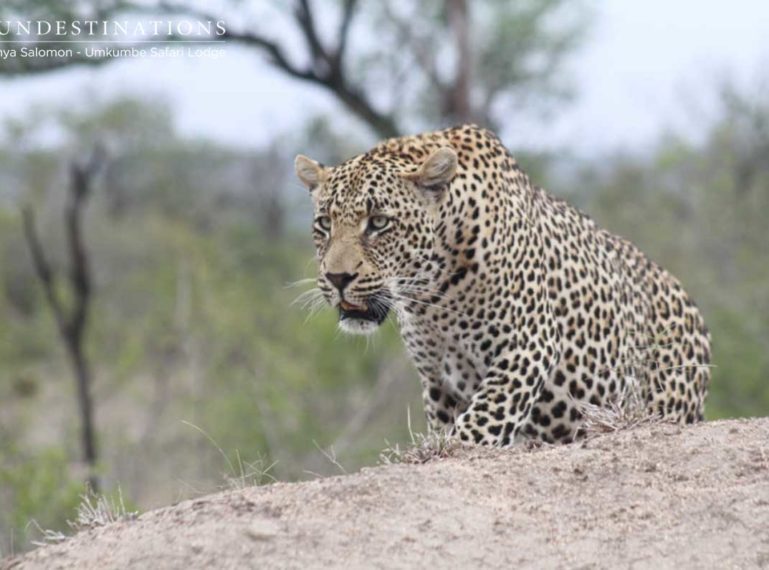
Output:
left=294, top=124, right=711, bottom=445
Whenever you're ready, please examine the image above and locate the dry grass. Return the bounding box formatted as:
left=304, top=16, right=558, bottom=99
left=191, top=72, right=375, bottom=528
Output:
left=572, top=375, right=666, bottom=437
left=28, top=523, right=68, bottom=548
left=29, top=488, right=137, bottom=548
left=380, top=410, right=466, bottom=465
left=224, top=450, right=277, bottom=490
left=69, top=488, right=137, bottom=533
left=312, top=441, right=347, bottom=474
left=181, top=420, right=277, bottom=490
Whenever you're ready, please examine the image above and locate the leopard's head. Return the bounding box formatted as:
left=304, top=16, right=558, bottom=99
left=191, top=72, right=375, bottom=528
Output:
left=294, top=146, right=457, bottom=334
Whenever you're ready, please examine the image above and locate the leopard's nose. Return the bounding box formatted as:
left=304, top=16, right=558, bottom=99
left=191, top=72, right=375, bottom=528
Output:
left=325, top=272, right=358, bottom=292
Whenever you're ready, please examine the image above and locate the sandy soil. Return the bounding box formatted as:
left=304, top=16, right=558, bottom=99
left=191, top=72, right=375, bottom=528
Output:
left=5, top=418, right=769, bottom=569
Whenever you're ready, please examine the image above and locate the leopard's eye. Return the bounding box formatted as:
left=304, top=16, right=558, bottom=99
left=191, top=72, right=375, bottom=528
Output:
left=315, top=216, right=332, bottom=232
left=367, top=215, right=390, bottom=232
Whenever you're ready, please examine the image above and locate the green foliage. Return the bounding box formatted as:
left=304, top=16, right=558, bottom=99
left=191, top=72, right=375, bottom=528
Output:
left=0, top=443, right=84, bottom=555
left=0, top=98, right=419, bottom=552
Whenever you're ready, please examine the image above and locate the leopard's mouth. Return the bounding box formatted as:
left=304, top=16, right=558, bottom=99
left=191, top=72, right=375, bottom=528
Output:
left=337, top=293, right=390, bottom=330
left=340, top=300, right=365, bottom=312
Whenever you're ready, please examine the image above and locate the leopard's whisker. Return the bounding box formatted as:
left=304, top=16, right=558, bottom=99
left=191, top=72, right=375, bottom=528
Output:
left=285, top=277, right=317, bottom=289
left=291, top=287, right=325, bottom=309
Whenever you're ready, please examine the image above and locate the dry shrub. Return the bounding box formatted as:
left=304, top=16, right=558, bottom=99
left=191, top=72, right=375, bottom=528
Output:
left=572, top=375, right=666, bottom=438
left=30, top=487, right=137, bottom=547
left=380, top=410, right=466, bottom=465
left=70, top=488, right=137, bottom=532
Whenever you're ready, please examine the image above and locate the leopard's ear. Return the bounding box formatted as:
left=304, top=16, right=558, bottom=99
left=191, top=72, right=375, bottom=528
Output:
left=402, top=147, right=457, bottom=200
left=294, top=154, right=327, bottom=191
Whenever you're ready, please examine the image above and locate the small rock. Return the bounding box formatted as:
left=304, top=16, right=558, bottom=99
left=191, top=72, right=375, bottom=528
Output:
left=244, top=519, right=281, bottom=541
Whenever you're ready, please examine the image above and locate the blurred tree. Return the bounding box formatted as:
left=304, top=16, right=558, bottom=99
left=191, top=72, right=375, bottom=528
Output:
left=0, top=0, right=588, bottom=138
left=1, top=96, right=294, bottom=233
left=0, top=97, right=421, bottom=550
left=21, top=146, right=106, bottom=492
left=367, top=0, right=587, bottom=131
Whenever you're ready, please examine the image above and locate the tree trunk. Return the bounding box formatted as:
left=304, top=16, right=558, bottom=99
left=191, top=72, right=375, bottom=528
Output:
left=446, top=0, right=473, bottom=124
left=70, top=338, right=99, bottom=492
left=22, top=151, right=103, bottom=493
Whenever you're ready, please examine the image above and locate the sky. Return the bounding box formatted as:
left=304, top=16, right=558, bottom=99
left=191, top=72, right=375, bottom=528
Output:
left=0, top=1, right=768, bottom=156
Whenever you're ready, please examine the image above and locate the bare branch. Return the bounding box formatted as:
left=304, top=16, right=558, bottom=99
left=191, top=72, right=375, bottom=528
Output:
left=294, top=0, right=329, bottom=65
left=4, top=0, right=387, bottom=134
left=21, top=148, right=105, bottom=492
left=135, top=0, right=399, bottom=137
left=21, top=207, right=67, bottom=336
left=66, top=161, right=94, bottom=343
left=67, top=145, right=107, bottom=343
left=221, top=7, right=399, bottom=136
left=223, top=29, right=320, bottom=82
left=334, top=0, right=359, bottom=68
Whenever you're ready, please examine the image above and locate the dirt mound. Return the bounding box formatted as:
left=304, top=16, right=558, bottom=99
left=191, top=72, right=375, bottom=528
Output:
left=6, top=418, right=769, bottom=569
